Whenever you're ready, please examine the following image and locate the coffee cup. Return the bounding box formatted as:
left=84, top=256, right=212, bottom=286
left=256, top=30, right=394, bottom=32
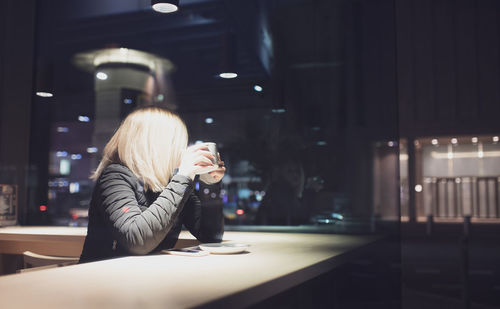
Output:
left=205, top=142, right=219, bottom=166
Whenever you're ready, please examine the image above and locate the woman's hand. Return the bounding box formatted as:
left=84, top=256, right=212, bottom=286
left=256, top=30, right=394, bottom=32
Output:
left=208, top=153, right=226, bottom=181
left=199, top=153, right=226, bottom=184
left=177, top=144, right=217, bottom=180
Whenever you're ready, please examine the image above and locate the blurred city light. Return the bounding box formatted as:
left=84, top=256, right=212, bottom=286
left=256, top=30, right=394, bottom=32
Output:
left=56, top=151, right=68, bottom=157
left=78, top=115, right=90, bottom=122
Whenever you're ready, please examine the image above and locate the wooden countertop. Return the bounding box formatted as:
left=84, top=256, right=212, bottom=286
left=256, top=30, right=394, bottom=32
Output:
left=0, top=227, right=379, bottom=309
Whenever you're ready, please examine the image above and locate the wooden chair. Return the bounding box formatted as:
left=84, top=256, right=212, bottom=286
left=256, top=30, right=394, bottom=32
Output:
left=19, top=251, right=79, bottom=273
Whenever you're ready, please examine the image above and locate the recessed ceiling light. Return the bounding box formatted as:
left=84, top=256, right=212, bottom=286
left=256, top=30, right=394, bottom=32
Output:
left=254, top=85, right=263, bottom=92
left=219, top=72, right=238, bottom=79
left=151, top=0, right=179, bottom=13
left=96, top=72, right=108, bottom=80
left=36, top=91, right=54, bottom=97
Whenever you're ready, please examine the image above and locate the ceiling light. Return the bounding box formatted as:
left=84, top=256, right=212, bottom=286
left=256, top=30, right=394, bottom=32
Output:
left=493, top=136, right=499, bottom=143
left=451, top=138, right=458, bottom=144
left=219, top=73, right=237, bottom=79
left=218, top=32, right=238, bottom=79
left=205, top=117, right=214, bottom=124
left=431, top=139, right=438, bottom=145
left=36, top=92, right=53, bottom=97
left=35, top=57, right=55, bottom=98
left=471, top=137, right=478, bottom=143
left=254, top=85, right=263, bottom=92
left=151, top=0, right=179, bottom=13
left=96, top=72, right=108, bottom=80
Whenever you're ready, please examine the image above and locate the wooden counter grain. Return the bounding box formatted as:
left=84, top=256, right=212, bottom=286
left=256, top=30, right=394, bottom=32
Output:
left=0, top=229, right=379, bottom=309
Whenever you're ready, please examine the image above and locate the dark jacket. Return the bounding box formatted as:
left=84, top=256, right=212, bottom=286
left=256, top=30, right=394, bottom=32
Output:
left=79, top=163, right=223, bottom=263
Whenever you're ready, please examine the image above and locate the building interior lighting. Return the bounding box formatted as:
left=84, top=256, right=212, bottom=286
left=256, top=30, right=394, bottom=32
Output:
left=415, top=184, right=423, bottom=192
left=471, top=137, right=478, bottom=143
left=493, top=136, right=499, bottom=143
left=57, top=127, right=69, bottom=133
left=431, top=139, right=438, bottom=145
left=451, top=138, right=458, bottom=144
left=151, top=0, right=179, bottom=13
left=205, top=117, right=214, bottom=124
left=272, top=108, right=286, bottom=114
left=431, top=150, right=500, bottom=159
left=86, top=147, right=98, bottom=153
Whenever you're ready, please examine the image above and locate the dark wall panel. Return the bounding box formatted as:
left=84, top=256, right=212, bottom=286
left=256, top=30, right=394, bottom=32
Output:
left=398, top=0, right=500, bottom=135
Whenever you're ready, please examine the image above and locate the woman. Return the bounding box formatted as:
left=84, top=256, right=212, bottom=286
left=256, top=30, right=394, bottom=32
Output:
left=79, top=106, right=225, bottom=263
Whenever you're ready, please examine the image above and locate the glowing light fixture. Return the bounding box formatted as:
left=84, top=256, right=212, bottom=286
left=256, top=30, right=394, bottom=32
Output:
left=96, top=72, right=108, bottom=80
left=219, top=72, right=237, bottom=79
left=431, top=150, right=500, bottom=159
left=451, top=138, right=458, bottom=144
left=218, top=32, right=238, bottom=79
left=35, top=57, right=54, bottom=98
left=87, top=147, right=98, bottom=153
left=471, top=137, right=478, bottom=143
left=431, top=138, right=438, bottom=145
left=205, top=117, right=214, bottom=124
left=415, top=184, right=423, bottom=192
left=254, top=85, right=263, bottom=92
left=151, top=0, right=179, bottom=13
left=493, top=136, right=499, bottom=143
left=36, top=92, right=53, bottom=97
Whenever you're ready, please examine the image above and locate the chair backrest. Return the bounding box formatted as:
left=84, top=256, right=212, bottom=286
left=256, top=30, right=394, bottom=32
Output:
left=21, top=251, right=79, bottom=272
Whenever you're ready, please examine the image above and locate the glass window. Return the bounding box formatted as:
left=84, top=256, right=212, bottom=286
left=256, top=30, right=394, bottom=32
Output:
left=28, top=0, right=399, bottom=233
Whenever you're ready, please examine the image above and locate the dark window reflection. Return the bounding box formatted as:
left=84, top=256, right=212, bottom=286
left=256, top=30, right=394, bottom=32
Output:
left=29, top=0, right=399, bottom=232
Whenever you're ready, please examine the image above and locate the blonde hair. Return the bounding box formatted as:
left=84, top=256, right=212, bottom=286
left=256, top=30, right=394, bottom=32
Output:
left=91, top=106, right=188, bottom=192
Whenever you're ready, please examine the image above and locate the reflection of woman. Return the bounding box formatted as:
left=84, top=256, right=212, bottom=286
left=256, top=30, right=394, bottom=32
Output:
left=256, top=158, right=307, bottom=225
left=80, top=107, right=225, bottom=263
